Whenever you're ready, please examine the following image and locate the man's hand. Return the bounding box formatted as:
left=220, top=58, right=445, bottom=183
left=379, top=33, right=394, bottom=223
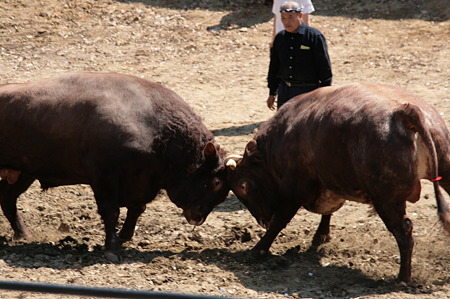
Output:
left=267, top=95, right=276, bottom=110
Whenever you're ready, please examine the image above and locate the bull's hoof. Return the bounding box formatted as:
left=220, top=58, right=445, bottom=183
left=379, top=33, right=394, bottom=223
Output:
left=13, top=231, right=32, bottom=240
left=311, top=233, right=331, bottom=247
left=118, top=234, right=133, bottom=243
left=250, top=246, right=270, bottom=258
left=395, top=280, right=411, bottom=287
left=104, top=251, right=123, bottom=263
left=396, top=272, right=412, bottom=285
left=118, top=230, right=134, bottom=242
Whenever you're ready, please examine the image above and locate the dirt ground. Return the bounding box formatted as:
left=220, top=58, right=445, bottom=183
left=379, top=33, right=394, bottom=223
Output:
left=0, top=0, right=449, bottom=298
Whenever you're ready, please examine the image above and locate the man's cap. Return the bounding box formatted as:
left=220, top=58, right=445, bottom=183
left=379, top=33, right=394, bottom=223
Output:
left=279, top=1, right=303, bottom=13
left=280, top=7, right=303, bottom=13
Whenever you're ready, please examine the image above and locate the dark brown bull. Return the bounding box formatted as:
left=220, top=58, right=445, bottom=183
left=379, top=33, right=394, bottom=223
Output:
left=0, top=72, right=229, bottom=262
left=227, top=82, right=450, bottom=282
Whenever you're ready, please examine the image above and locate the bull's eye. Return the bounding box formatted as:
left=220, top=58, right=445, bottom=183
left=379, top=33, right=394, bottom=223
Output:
left=211, top=177, right=222, bottom=192
left=240, top=181, right=248, bottom=196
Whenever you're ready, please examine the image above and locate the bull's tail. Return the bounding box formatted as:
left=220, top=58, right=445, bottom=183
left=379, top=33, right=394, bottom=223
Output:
left=394, top=103, right=450, bottom=234
left=435, top=182, right=450, bottom=234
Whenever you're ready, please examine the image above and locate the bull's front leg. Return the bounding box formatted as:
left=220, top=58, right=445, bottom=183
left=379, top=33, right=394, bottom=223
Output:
left=119, top=204, right=147, bottom=242
left=119, top=186, right=158, bottom=242
left=252, top=204, right=300, bottom=256
left=252, top=177, right=312, bottom=255
left=311, top=214, right=332, bottom=247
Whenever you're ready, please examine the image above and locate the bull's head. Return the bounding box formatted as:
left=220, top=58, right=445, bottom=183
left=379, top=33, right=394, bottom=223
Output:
left=167, top=142, right=230, bottom=226
left=226, top=140, right=278, bottom=229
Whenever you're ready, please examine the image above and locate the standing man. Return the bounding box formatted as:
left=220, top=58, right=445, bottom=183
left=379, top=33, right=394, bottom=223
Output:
left=267, top=1, right=332, bottom=110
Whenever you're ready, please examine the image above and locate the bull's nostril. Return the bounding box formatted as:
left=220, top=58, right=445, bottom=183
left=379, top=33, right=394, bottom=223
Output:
left=188, top=218, right=205, bottom=226
left=258, top=219, right=268, bottom=229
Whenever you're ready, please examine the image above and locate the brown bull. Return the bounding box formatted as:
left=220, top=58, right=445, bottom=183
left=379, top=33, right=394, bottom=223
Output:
left=227, top=82, right=450, bottom=282
left=0, top=72, right=230, bottom=262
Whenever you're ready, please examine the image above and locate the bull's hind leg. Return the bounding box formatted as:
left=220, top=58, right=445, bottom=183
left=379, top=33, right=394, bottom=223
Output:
left=372, top=197, right=413, bottom=283
left=0, top=174, right=35, bottom=239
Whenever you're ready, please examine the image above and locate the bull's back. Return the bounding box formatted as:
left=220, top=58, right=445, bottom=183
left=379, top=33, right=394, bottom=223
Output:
left=259, top=83, right=441, bottom=194
left=0, top=73, right=206, bottom=181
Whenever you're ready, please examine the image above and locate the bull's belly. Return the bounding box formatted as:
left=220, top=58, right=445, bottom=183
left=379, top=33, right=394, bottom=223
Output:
left=38, top=177, right=89, bottom=189
left=303, top=189, right=370, bottom=215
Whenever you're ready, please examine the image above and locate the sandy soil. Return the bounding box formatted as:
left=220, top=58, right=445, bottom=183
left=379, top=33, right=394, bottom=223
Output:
left=0, top=0, right=449, bottom=298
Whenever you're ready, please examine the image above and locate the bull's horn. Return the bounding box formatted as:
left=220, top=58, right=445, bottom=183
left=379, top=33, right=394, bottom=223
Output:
left=226, top=159, right=237, bottom=169
left=225, top=155, right=243, bottom=160
left=224, top=155, right=242, bottom=170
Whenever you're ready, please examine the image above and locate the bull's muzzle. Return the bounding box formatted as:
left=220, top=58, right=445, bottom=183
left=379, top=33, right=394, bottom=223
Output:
left=0, top=169, right=21, bottom=184
left=183, top=209, right=206, bottom=226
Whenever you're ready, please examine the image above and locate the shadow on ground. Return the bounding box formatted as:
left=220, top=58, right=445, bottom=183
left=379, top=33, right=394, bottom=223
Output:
left=119, top=0, right=449, bottom=22
left=2, top=238, right=445, bottom=298
left=212, top=122, right=261, bottom=137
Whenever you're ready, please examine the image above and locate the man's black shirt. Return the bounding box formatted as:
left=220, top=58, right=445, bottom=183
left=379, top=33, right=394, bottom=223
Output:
left=268, top=24, right=332, bottom=96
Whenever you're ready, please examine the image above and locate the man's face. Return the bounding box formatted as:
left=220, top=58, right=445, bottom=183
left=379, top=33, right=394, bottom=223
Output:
left=281, top=11, right=302, bottom=33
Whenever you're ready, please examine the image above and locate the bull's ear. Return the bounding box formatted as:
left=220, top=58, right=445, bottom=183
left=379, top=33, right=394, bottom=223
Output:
left=245, top=140, right=258, bottom=157
left=203, top=142, right=217, bottom=160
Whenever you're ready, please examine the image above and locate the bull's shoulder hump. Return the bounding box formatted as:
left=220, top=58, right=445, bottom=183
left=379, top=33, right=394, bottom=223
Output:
left=4, top=72, right=175, bottom=105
